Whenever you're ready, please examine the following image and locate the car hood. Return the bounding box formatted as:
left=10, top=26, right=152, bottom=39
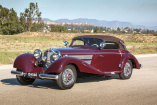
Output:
left=56, top=47, right=97, bottom=54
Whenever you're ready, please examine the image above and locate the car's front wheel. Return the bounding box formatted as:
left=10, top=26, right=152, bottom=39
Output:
left=56, top=65, right=77, bottom=89
left=119, top=60, right=133, bottom=79
left=16, top=69, right=35, bottom=85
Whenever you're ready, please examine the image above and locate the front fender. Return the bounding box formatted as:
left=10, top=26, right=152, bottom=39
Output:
left=120, top=53, right=141, bottom=71
left=45, top=57, right=104, bottom=75
left=14, top=53, right=42, bottom=73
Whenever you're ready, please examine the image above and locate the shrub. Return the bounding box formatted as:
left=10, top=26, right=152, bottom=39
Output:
left=17, top=26, right=24, bottom=33
left=2, top=26, right=10, bottom=35
left=153, top=33, right=157, bottom=36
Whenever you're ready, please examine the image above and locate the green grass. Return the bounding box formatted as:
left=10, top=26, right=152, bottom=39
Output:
left=125, top=42, right=157, bottom=54
left=0, top=51, right=25, bottom=64
left=0, top=33, right=157, bottom=64
left=0, top=35, right=72, bottom=64
left=128, top=47, right=157, bottom=54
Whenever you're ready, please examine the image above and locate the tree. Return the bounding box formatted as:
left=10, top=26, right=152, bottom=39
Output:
left=117, top=27, right=120, bottom=31
left=94, top=27, right=99, bottom=33
left=0, top=5, right=24, bottom=35
left=2, top=26, right=10, bottom=35
left=0, top=6, right=9, bottom=25
left=50, top=25, right=67, bottom=32
left=31, top=23, right=44, bottom=32
left=20, top=2, right=42, bottom=32
left=9, top=8, right=18, bottom=22
left=19, top=13, right=27, bottom=31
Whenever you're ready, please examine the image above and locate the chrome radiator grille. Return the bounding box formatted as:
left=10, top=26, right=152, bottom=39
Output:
left=44, top=51, right=54, bottom=69
left=45, top=51, right=54, bottom=63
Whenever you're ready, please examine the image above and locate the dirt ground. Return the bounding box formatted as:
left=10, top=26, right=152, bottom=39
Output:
left=0, top=55, right=157, bottom=105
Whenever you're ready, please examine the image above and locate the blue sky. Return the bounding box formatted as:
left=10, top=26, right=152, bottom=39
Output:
left=0, top=0, right=157, bottom=26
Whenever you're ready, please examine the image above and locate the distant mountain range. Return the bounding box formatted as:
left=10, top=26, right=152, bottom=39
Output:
left=42, top=18, right=157, bottom=30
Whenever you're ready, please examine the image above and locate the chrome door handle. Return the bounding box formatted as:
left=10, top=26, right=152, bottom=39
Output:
left=100, top=55, right=103, bottom=57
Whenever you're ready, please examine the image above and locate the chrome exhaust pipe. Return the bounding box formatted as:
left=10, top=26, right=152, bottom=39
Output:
left=11, top=70, right=24, bottom=76
left=39, top=74, right=58, bottom=79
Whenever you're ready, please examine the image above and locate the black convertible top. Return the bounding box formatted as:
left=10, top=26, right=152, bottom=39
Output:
left=73, top=35, right=126, bottom=50
left=73, top=35, right=124, bottom=43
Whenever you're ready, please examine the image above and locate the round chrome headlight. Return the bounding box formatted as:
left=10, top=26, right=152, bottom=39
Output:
left=34, top=49, right=42, bottom=60
left=52, top=50, right=61, bottom=61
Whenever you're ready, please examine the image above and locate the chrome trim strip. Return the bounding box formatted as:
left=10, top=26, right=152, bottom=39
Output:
left=39, top=74, right=58, bottom=79
left=111, top=72, right=115, bottom=74
left=69, top=55, right=93, bottom=59
left=62, top=52, right=125, bottom=55
left=84, top=60, right=92, bottom=64
left=95, top=52, right=125, bottom=54
left=62, top=52, right=94, bottom=55
left=120, top=41, right=126, bottom=46
left=104, top=71, right=121, bottom=74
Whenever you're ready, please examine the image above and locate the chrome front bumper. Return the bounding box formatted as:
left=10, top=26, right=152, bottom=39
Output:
left=11, top=70, right=58, bottom=80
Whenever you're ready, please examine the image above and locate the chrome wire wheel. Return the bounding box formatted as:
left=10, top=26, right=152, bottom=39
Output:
left=62, top=68, right=75, bottom=86
left=124, top=62, right=132, bottom=77
left=119, top=60, right=133, bottom=79
left=56, top=65, right=77, bottom=90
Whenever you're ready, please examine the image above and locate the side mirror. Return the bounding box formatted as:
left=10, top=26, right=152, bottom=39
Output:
left=63, top=41, right=69, bottom=47
left=100, top=42, right=106, bottom=50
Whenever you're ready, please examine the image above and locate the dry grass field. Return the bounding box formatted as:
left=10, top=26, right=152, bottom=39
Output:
left=0, top=32, right=157, bottom=64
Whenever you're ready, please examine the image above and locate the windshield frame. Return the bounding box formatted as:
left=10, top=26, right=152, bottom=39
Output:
left=70, top=38, right=103, bottom=48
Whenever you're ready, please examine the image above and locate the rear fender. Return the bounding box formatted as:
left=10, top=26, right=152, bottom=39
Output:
left=13, top=53, right=42, bottom=73
left=45, top=57, right=104, bottom=75
left=120, top=53, right=140, bottom=71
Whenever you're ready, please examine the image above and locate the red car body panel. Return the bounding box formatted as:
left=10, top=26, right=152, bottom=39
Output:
left=120, top=53, right=141, bottom=70
left=45, top=57, right=105, bottom=75
left=13, top=35, right=141, bottom=79
left=44, top=47, right=140, bottom=75
left=91, top=49, right=122, bottom=72
left=13, top=54, right=42, bottom=73
left=13, top=47, right=141, bottom=76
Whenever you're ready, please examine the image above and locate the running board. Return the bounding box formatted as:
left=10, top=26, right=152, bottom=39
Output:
left=104, top=71, right=121, bottom=75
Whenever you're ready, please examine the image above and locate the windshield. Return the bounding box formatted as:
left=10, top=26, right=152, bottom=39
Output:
left=71, top=38, right=103, bottom=48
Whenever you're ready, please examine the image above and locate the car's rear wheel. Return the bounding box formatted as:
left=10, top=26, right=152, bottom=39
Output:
left=119, top=60, right=133, bottom=79
left=56, top=65, right=77, bottom=90
left=16, top=69, right=35, bottom=85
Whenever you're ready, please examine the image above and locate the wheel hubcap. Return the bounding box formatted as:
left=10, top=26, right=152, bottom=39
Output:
left=67, top=73, right=72, bottom=80
left=62, top=68, right=74, bottom=86
left=124, top=62, right=131, bottom=77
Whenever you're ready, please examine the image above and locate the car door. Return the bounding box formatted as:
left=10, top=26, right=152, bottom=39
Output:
left=92, top=41, right=122, bottom=72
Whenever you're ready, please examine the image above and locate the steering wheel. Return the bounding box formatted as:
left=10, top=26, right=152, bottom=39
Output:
left=91, top=44, right=99, bottom=47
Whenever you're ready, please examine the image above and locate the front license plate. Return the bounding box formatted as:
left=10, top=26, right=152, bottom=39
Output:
left=27, top=73, right=38, bottom=77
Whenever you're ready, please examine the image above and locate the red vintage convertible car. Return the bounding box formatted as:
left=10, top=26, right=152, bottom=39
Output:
left=11, top=35, right=142, bottom=89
